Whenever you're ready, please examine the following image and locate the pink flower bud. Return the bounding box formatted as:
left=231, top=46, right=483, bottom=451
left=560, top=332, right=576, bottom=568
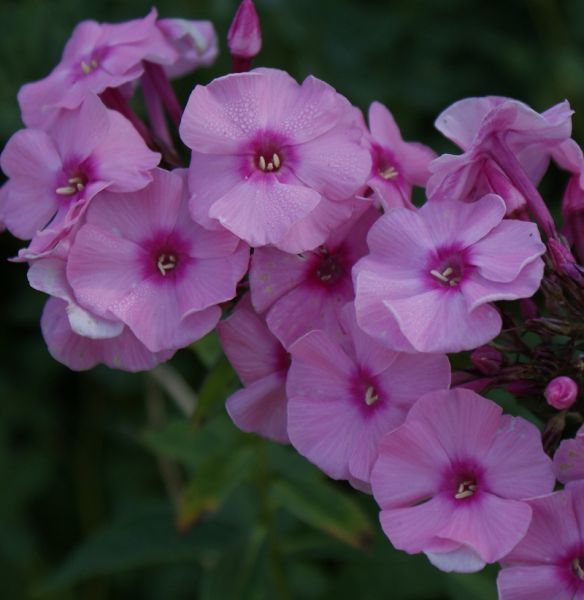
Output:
left=227, top=0, right=261, bottom=72
left=544, top=376, right=578, bottom=410
left=470, top=345, right=503, bottom=375
left=547, top=238, right=583, bottom=282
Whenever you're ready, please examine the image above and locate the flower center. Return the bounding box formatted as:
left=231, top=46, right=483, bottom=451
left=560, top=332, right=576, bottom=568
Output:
left=379, top=165, right=398, bottom=180
left=364, top=385, right=379, bottom=406
left=257, top=152, right=281, bottom=172
left=55, top=175, right=86, bottom=196
left=156, top=253, right=178, bottom=276
left=430, top=265, right=461, bottom=287
left=573, top=558, right=584, bottom=580
left=314, top=247, right=343, bottom=283
left=80, top=58, right=99, bottom=75
left=454, top=479, right=477, bottom=500
left=429, top=251, right=466, bottom=288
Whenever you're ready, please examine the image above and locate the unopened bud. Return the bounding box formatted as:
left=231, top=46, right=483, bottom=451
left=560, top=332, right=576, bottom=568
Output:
left=545, top=376, right=578, bottom=410
left=227, top=0, right=261, bottom=73
left=470, top=346, right=502, bottom=376
left=548, top=238, right=583, bottom=282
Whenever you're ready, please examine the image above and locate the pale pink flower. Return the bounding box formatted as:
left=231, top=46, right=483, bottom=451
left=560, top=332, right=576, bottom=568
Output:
left=179, top=68, right=371, bottom=252
left=371, top=388, right=555, bottom=573
left=217, top=295, right=290, bottom=443
left=366, top=101, right=435, bottom=210
left=353, top=194, right=546, bottom=353
left=28, top=247, right=172, bottom=371
left=286, top=305, right=450, bottom=491
left=18, top=9, right=176, bottom=128
left=554, top=425, right=584, bottom=485
left=428, top=96, right=572, bottom=225
left=0, top=94, right=160, bottom=249
left=66, top=169, right=249, bottom=352
left=249, top=201, right=379, bottom=348
left=157, top=19, right=218, bottom=79
left=497, top=482, right=584, bottom=600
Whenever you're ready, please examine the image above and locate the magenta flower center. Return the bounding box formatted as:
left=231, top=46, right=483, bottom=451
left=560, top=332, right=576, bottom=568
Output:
left=80, top=57, right=100, bottom=75
left=55, top=174, right=87, bottom=196
left=428, top=249, right=467, bottom=289
left=372, top=144, right=399, bottom=180
left=454, top=478, right=477, bottom=500
left=314, top=247, right=343, bottom=284
left=256, top=151, right=282, bottom=172
left=156, top=252, right=178, bottom=276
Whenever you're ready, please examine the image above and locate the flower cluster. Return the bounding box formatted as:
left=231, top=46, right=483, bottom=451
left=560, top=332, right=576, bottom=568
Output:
left=2, top=3, right=584, bottom=599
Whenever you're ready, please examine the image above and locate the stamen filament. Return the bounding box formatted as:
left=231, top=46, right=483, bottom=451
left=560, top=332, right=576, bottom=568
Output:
left=56, top=186, right=77, bottom=195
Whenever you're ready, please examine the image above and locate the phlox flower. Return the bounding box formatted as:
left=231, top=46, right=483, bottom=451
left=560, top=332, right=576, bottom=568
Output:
left=428, top=96, right=573, bottom=217
left=18, top=9, right=177, bottom=128
left=365, top=101, right=435, bottom=210
left=179, top=67, right=371, bottom=252
left=249, top=201, right=379, bottom=348
left=497, top=482, right=584, bottom=600
left=371, top=388, right=555, bottom=573
left=554, top=425, right=584, bottom=484
left=157, top=19, right=218, bottom=79
left=27, top=249, right=173, bottom=371
left=66, top=168, right=249, bottom=353
left=0, top=94, right=160, bottom=251
left=353, top=194, right=545, bottom=353
left=217, top=295, right=290, bottom=443
left=286, top=305, right=450, bottom=491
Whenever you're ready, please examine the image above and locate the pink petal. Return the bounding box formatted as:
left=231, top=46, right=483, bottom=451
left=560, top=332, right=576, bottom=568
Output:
left=226, top=372, right=289, bottom=444
left=249, top=246, right=311, bottom=313
left=420, top=194, right=506, bottom=249
left=0, top=128, right=61, bottom=179
left=426, top=546, right=486, bottom=574
left=399, top=141, right=437, bottom=186
left=384, top=288, right=502, bottom=353
left=217, top=295, right=286, bottom=383
left=292, top=129, right=372, bottom=201
left=208, top=174, right=320, bottom=247
left=468, top=220, right=545, bottom=282
left=483, top=415, right=554, bottom=499
left=554, top=437, right=584, bottom=484
left=498, top=566, right=576, bottom=600
left=368, top=101, right=402, bottom=148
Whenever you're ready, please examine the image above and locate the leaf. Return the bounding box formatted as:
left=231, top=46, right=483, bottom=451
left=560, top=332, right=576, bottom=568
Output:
left=39, top=504, right=238, bottom=594
left=190, top=330, right=222, bottom=369
left=446, top=569, right=498, bottom=600
left=270, top=479, right=372, bottom=549
left=177, top=446, right=254, bottom=531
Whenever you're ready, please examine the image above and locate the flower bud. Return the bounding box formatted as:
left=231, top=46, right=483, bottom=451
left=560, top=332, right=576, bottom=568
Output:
left=544, top=376, right=578, bottom=410
left=470, top=345, right=503, bottom=376
left=547, top=238, right=583, bottom=283
left=227, top=0, right=261, bottom=72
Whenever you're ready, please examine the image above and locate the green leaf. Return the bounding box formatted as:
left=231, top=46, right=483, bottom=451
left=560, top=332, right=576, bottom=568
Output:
left=446, top=569, right=498, bottom=600
left=39, top=504, right=238, bottom=594
left=190, top=330, right=222, bottom=369
left=193, top=358, right=240, bottom=424
left=270, top=479, right=372, bottom=549
left=177, top=446, right=254, bottom=530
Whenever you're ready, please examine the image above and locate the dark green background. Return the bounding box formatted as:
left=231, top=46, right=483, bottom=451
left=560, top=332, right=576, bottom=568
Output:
left=0, top=0, right=580, bottom=598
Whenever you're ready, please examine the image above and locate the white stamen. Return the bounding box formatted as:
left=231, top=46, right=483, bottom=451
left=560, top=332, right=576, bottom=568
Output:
left=364, top=385, right=379, bottom=406
left=80, top=61, right=92, bottom=74
left=455, top=490, right=474, bottom=500
left=68, top=177, right=83, bottom=184
left=573, top=558, right=584, bottom=580
left=430, top=269, right=449, bottom=283
left=455, top=480, right=476, bottom=500
left=272, top=153, right=281, bottom=169
left=379, top=166, right=398, bottom=180
left=266, top=162, right=274, bottom=171
left=442, top=267, right=454, bottom=277
left=258, top=155, right=266, bottom=171
left=56, top=186, right=77, bottom=195
left=449, top=277, right=461, bottom=287
left=157, top=254, right=177, bottom=276
left=76, top=183, right=84, bottom=192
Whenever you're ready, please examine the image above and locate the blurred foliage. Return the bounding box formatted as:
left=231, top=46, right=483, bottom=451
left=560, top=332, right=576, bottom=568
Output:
left=1, top=0, right=582, bottom=597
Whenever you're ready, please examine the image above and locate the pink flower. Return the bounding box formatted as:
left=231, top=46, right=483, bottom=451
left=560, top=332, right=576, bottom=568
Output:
left=18, top=9, right=177, bottom=128
left=497, top=482, right=584, bottom=600
left=366, top=101, right=436, bottom=210
left=428, top=96, right=572, bottom=225
left=286, top=305, right=450, bottom=491
left=353, top=194, right=545, bottom=353
left=249, top=201, right=379, bottom=348
left=371, top=388, right=555, bottom=573
left=217, top=295, right=290, bottom=443
left=227, top=0, right=261, bottom=72
left=545, top=376, right=578, bottom=411
left=157, top=19, right=218, bottom=79
left=179, top=68, right=372, bottom=252
left=0, top=94, right=160, bottom=248
left=554, top=425, right=584, bottom=484
left=27, top=248, right=172, bottom=371
left=66, top=169, right=249, bottom=352
left=561, top=174, right=584, bottom=263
